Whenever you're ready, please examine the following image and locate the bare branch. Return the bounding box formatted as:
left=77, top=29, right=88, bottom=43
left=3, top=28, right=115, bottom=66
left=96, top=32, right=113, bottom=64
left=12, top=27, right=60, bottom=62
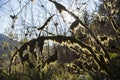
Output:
left=0, top=0, right=10, bottom=8
left=49, top=0, right=67, bottom=13
left=38, top=14, right=55, bottom=31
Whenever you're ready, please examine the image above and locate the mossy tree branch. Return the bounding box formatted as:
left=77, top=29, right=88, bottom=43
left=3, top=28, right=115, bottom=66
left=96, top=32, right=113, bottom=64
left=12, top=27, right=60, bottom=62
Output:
left=49, top=0, right=110, bottom=61
left=10, top=35, right=110, bottom=75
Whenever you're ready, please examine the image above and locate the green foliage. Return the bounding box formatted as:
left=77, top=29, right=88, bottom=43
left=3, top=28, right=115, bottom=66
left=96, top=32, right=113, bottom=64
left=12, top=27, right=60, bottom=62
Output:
left=109, top=53, right=118, bottom=59
left=40, top=64, right=93, bottom=80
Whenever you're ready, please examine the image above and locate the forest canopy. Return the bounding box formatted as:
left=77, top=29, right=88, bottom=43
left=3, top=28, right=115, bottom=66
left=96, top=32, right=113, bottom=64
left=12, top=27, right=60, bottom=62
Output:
left=0, top=0, right=120, bottom=80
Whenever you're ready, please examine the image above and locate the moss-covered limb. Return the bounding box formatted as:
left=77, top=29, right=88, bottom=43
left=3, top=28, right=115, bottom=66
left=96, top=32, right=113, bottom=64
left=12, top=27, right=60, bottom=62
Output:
left=74, top=15, right=110, bottom=61
left=9, top=39, right=37, bottom=73
left=49, top=0, right=110, bottom=61
left=38, top=36, right=109, bottom=73
left=9, top=35, right=110, bottom=76
left=109, top=18, right=120, bottom=34
left=102, top=0, right=120, bottom=34
left=68, top=10, right=110, bottom=61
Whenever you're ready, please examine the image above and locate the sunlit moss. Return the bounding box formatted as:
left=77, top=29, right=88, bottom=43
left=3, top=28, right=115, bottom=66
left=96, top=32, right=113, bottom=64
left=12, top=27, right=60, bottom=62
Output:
left=109, top=53, right=118, bottom=59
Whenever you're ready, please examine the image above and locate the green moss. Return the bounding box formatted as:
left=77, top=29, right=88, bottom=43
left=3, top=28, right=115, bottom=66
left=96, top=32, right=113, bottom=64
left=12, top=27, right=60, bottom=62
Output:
left=109, top=53, right=118, bottom=59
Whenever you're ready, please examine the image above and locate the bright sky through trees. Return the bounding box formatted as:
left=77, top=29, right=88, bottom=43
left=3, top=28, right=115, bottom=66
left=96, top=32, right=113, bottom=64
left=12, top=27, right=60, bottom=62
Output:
left=0, top=0, right=100, bottom=40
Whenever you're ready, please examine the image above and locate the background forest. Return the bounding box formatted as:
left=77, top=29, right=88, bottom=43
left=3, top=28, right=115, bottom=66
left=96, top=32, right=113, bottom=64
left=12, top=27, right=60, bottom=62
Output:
left=0, top=0, right=120, bottom=80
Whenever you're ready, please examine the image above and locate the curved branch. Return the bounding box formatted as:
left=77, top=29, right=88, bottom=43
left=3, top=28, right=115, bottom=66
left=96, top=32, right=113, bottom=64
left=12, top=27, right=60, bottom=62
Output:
left=9, top=35, right=110, bottom=75
left=49, top=1, right=110, bottom=61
